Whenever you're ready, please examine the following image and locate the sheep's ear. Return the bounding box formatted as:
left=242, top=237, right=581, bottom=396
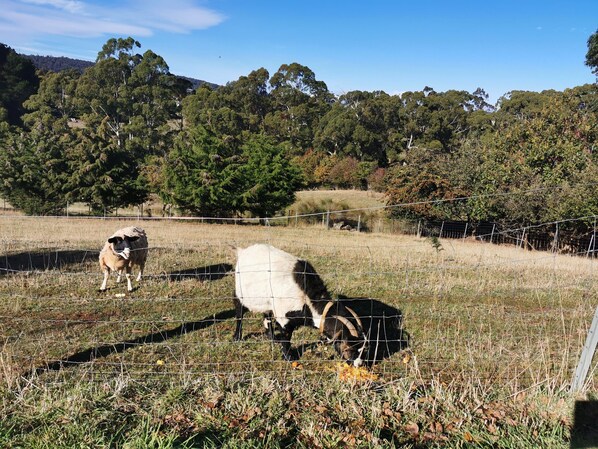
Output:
left=126, top=235, right=140, bottom=242
left=108, top=236, right=123, bottom=244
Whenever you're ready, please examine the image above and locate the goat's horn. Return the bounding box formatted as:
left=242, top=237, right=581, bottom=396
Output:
left=345, top=306, right=364, bottom=332
left=334, top=315, right=359, bottom=338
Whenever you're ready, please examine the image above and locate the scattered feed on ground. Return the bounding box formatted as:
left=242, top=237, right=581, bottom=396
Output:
left=0, top=216, right=595, bottom=448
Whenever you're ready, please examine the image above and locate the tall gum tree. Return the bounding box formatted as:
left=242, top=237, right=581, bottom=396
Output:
left=71, top=37, right=179, bottom=213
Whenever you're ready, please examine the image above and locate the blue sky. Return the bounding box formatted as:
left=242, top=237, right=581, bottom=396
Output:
left=1, top=0, right=597, bottom=104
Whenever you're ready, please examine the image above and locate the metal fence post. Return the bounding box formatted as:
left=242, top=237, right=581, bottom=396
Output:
left=571, top=306, right=598, bottom=392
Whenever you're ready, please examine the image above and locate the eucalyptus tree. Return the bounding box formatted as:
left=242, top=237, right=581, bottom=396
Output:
left=71, top=37, right=179, bottom=213
left=220, top=67, right=271, bottom=133
left=265, top=63, right=334, bottom=153
left=586, top=28, right=598, bottom=78
left=22, top=69, right=80, bottom=130
left=315, top=90, right=396, bottom=165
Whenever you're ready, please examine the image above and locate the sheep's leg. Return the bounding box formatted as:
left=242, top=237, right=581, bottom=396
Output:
left=263, top=312, right=275, bottom=339
left=233, top=296, right=244, bottom=341
left=275, top=326, right=298, bottom=361
left=100, top=268, right=110, bottom=291
left=116, top=270, right=122, bottom=283
left=125, top=266, right=133, bottom=292
left=136, top=262, right=144, bottom=282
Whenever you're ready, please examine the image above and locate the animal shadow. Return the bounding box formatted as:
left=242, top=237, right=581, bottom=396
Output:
left=340, top=296, right=410, bottom=365
left=0, top=249, right=98, bottom=275
left=23, top=309, right=236, bottom=378
left=166, top=263, right=233, bottom=282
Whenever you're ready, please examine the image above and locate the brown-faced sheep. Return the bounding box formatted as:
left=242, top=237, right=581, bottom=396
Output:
left=99, top=226, right=148, bottom=292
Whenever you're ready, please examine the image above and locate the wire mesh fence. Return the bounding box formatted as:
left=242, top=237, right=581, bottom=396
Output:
left=0, top=214, right=597, bottom=392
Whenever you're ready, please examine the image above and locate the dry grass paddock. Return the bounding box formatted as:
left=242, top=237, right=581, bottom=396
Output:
left=1, top=215, right=596, bottom=447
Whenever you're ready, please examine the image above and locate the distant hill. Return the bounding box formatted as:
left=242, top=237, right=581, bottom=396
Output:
left=25, top=54, right=94, bottom=73
left=23, top=54, right=218, bottom=91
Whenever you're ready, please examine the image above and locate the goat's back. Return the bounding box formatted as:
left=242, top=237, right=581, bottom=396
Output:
left=235, top=244, right=307, bottom=316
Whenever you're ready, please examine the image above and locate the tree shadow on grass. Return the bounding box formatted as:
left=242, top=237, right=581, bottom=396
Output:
left=165, top=263, right=233, bottom=282
left=22, top=309, right=236, bottom=379
left=0, top=249, right=98, bottom=275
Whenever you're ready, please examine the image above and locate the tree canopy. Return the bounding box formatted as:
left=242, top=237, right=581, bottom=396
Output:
left=0, top=33, right=597, bottom=230
left=0, top=44, right=39, bottom=127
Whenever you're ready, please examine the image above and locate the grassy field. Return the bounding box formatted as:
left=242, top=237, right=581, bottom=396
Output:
left=1, top=189, right=387, bottom=219
left=1, top=216, right=597, bottom=448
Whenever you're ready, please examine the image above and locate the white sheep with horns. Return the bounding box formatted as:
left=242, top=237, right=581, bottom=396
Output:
left=99, top=226, right=148, bottom=292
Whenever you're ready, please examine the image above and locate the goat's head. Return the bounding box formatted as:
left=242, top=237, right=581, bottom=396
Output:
left=107, top=235, right=140, bottom=260
left=322, top=304, right=368, bottom=367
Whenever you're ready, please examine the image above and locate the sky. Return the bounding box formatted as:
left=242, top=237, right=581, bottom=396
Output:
left=1, top=0, right=597, bottom=105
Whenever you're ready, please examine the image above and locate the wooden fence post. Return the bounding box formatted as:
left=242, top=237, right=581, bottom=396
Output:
left=490, top=223, right=496, bottom=244
left=439, top=221, right=444, bottom=239
left=463, top=222, right=468, bottom=241
left=571, top=306, right=598, bottom=392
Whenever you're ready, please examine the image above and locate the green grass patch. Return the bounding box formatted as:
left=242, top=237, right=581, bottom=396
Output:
left=1, top=216, right=595, bottom=447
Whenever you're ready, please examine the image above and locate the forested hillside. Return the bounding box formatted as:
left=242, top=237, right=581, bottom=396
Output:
left=24, top=53, right=217, bottom=90
left=25, top=54, right=94, bottom=73
left=1, top=34, right=597, bottom=236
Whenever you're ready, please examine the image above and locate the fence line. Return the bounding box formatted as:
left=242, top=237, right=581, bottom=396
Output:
left=1, top=215, right=596, bottom=389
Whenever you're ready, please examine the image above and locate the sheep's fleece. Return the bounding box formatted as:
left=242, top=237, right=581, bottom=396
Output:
left=99, top=226, right=148, bottom=292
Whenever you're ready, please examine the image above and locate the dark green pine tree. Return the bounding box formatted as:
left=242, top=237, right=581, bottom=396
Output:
left=163, top=127, right=304, bottom=217
left=233, top=135, right=304, bottom=217
left=163, top=125, right=240, bottom=216
left=0, top=43, right=39, bottom=127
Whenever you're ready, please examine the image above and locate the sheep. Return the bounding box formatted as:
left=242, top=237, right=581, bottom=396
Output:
left=99, top=226, right=148, bottom=292
left=233, top=243, right=368, bottom=366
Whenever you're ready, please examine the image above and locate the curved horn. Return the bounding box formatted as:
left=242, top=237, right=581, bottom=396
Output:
left=334, top=315, right=359, bottom=338
left=345, top=306, right=364, bottom=332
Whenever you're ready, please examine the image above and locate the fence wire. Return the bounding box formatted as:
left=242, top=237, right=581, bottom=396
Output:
left=0, top=215, right=597, bottom=391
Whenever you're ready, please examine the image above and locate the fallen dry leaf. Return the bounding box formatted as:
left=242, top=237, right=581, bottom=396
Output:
left=404, top=422, right=419, bottom=437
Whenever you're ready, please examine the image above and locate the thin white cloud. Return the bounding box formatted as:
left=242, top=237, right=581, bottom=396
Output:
left=124, top=0, right=226, bottom=33
left=0, top=0, right=225, bottom=41
left=1, top=9, right=150, bottom=38
left=21, top=0, right=84, bottom=13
